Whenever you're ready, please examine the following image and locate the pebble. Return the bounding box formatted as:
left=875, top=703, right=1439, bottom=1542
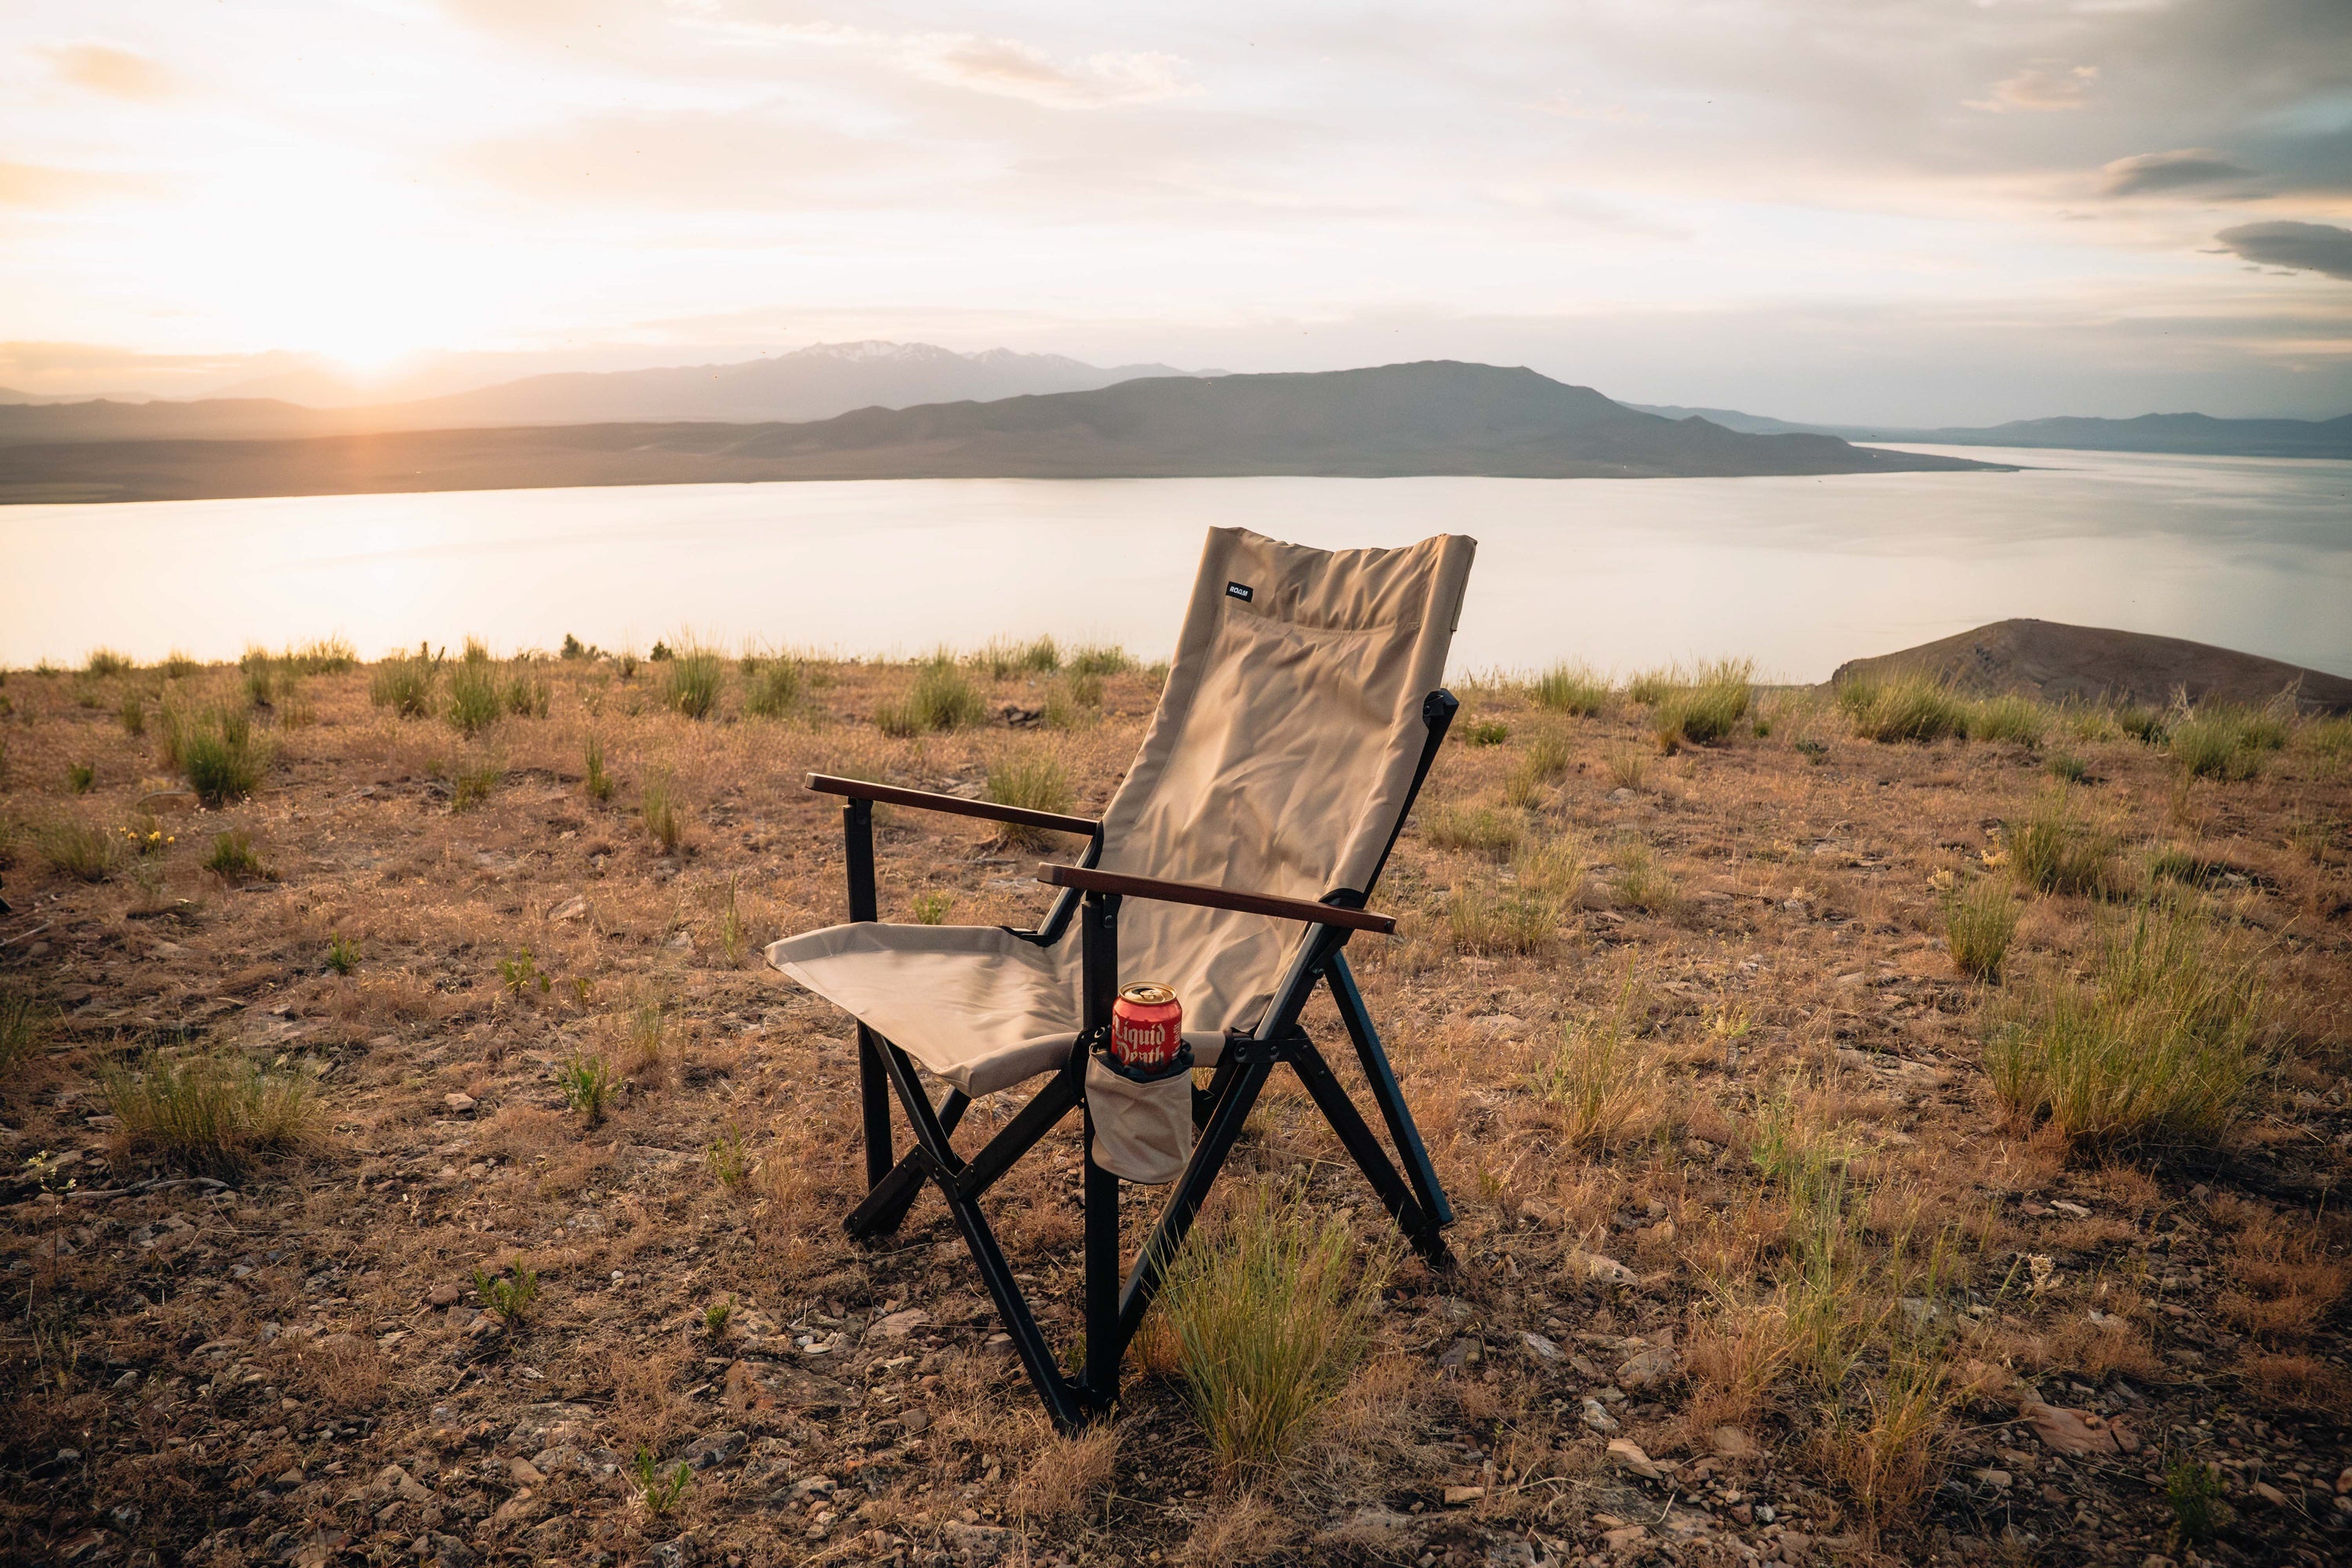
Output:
left=443, top=1093, right=477, bottom=1114
left=1581, top=1399, right=1621, bottom=1435
left=1606, top=1439, right=1664, bottom=1480
left=1443, top=1486, right=1484, bottom=1506
left=427, top=1282, right=459, bottom=1307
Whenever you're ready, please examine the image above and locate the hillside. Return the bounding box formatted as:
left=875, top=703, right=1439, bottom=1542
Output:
left=0, top=361, right=1996, bottom=503
left=1831, top=617, right=2352, bottom=712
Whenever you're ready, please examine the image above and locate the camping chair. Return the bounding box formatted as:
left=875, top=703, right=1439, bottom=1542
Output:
left=766, top=526, right=1475, bottom=1431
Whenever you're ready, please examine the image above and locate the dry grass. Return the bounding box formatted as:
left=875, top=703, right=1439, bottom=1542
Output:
left=100, top=1052, right=320, bottom=1176
left=1943, top=875, right=2018, bottom=981
left=1008, top=1425, right=1121, bottom=1523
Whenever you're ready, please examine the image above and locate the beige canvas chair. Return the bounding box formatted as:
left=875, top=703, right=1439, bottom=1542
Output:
left=767, top=525, right=1475, bottom=1428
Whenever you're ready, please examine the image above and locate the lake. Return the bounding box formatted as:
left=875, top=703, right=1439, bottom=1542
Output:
left=2, top=445, right=2346, bottom=682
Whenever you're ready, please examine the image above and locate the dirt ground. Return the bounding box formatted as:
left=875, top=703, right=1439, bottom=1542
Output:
left=2, top=650, right=2347, bottom=1568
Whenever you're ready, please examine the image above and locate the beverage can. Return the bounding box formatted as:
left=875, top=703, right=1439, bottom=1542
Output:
left=1110, top=982, right=1182, bottom=1071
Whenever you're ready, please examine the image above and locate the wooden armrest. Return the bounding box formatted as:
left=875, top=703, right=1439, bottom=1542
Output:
left=808, top=773, right=1100, bottom=837
left=1035, top=864, right=1395, bottom=935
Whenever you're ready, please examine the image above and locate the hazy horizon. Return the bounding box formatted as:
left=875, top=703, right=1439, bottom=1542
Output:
left=5, top=2, right=2350, bottom=427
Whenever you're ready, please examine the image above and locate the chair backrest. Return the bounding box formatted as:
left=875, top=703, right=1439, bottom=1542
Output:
left=1078, top=527, right=1476, bottom=1036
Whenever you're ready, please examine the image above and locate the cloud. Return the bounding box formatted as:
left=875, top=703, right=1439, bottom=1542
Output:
left=1967, top=60, right=2099, bottom=113
left=2099, top=148, right=2258, bottom=198
left=42, top=42, right=179, bottom=101
left=449, top=110, right=899, bottom=211
left=742, top=22, right=1193, bottom=110
left=2214, top=220, right=2352, bottom=281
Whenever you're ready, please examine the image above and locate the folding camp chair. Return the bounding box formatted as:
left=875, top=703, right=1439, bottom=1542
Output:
left=766, top=526, right=1475, bottom=1431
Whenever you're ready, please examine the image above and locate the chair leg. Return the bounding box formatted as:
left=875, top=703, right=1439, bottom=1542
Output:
left=1081, top=1116, right=1120, bottom=1411
left=846, top=1089, right=967, bottom=1240
left=856, top=1025, right=894, bottom=1191
left=871, top=1033, right=1089, bottom=1430
left=1327, top=953, right=1454, bottom=1228
left=1284, top=1036, right=1450, bottom=1266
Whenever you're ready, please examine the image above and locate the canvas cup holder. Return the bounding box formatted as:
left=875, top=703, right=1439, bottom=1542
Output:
left=1084, top=1043, right=1196, bottom=1185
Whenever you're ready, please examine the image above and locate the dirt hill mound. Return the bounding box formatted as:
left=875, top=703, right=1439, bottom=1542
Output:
left=1831, top=618, right=2352, bottom=712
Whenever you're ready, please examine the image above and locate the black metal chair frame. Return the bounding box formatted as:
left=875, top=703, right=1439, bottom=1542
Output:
left=807, top=690, right=1461, bottom=1432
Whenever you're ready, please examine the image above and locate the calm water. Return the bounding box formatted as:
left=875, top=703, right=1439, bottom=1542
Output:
left=2, top=445, right=2345, bottom=682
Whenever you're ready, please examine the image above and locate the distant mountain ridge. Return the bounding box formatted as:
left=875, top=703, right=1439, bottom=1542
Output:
left=1832, top=618, right=2352, bottom=711
left=0, top=360, right=1998, bottom=503
left=1630, top=403, right=2352, bottom=459
left=0, top=340, right=1204, bottom=445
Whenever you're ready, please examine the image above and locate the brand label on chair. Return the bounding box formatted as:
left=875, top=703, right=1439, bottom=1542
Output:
left=1225, top=581, right=1254, bottom=602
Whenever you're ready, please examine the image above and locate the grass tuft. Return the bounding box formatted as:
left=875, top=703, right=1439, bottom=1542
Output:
left=205, top=829, right=274, bottom=882
left=2168, top=702, right=2288, bottom=781
left=1838, top=673, right=1969, bottom=744
left=583, top=734, right=614, bottom=803
left=1967, top=693, right=2045, bottom=746
left=1536, top=974, right=1661, bottom=1152
left=1156, top=1185, right=1393, bottom=1476
left=176, top=705, right=270, bottom=806
left=445, top=658, right=503, bottom=736
left=1943, top=877, right=2017, bottom=982
left=557, top=1051, right=615, bottom=1127
left=877, top=654, right=987, bottom=736
left=35, top=818, right=118, bottom=882
left=2005, top=788, right=2113, bottom=897
left=1653, top=659, right=1754, bottom=748
left=1423, top=803, right=1523, bottom=860
left=1533, top=662, right=1609, bottom=716
left=662, top=644, right=724, bottom=720
left=641, top=770, right=683, bottom=854
left=369, top=647, right=439, bottom=717
left=2, top=993, right=52, bottom=1078
left=85, top=648, right=135, bottom=677
left=1985, top=901, right=2267, bottom=1155
left=984, top=750, right=1077, bottom=848
left=744, top=657, right=802, bottom=718
left=100, top=1053, right=318, bottom=1176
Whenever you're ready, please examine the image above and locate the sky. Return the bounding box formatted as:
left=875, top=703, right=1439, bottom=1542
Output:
left=2, top=0, right=2349, bottom=424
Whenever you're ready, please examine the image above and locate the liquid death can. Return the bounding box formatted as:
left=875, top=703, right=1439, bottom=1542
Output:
left=1110, top=982, right=1183, bottom=1071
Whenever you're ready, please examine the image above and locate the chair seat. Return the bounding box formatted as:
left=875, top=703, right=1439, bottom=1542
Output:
left=768, top=924, right=1224, bottom=1098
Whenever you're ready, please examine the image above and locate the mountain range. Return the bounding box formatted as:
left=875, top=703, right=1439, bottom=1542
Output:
left=0, top=361, right=1994, bottom=503
left=1630, top=405, right=2352, bottom=459
left=0, top=340, right=1201, bottom=445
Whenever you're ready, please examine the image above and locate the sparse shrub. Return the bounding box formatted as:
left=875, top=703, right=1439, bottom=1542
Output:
left=1793, top=738, right=1829, bottom=764
left=35, top=818, right=117, bottom=882
left=2, top=993, right=51, bottom=1077
left=583, top=734, right=613, bottom=803
left=326, top=934, right=360, bottom=975
left=2168, top=703, right=2285, bottom=780
left=1156, top=1185, right=1393, bottom=1476
left=1968, top=693, right=2045, bottom=746
left=662, top=645, right=724, bottom=720
left=1534, top=662, right=1608, bottom=716
left=370, top=647, right=438, bottom=718
left=641, top=770, right=683, bottom=853
left=100, top=1053, right=318, bottom=1176
left=1069, top=644, right=1134, bottom=677
left=618, top=649, right=641, bottom=681
left=627, top=994, right=667, bottom=1070
left=985, top=751, right=1077, bottom=848
left=1944, top=878, right=2017, bottom=982
left=1654, top=659, right=1753, bottom=747
left=561, top=633, right=595, bottom=660
left=1536, top=979, right=1661, bottom=1152
left=630, top=1446, right=692, bottom=1518
left=975, top=636, right=1061, bottom=678
left=503, top=662, right=550, bottom=718
left=877, top=655, right=986, bottom=736
left=1463, top=718, right=1508, bottom=746
left=445, top=659, right=502, bottom=736
left=118, top=691, right=144, bottom=736
left=1446, top=880, right=1559, bottom=954
left=240, top=654, right=278, bottom=709
left=2114, top=703, right=2166, bottom=743
left=2166, top=1457, right=2227, bottom=1543
left=66, top=760, right=95, bottom=794
left=473, top=1265, right=540, bottom=1323
left=706, top=1126, right=750, bottom=1189
left=1610, top=836, right=1682, bottom=914
left=1838, top=673, right=1969, bottom=743
left=180, top=705, right=269, bottom=806
left=1504, top=731, right=1573, bottom=807
left=1814, top=1351, right=1953, bottom=1544
left=161, top=650, right=199, bottom=680
left=913, top=891, right=954, bottom=924
left=2045, top=752, right=2088, bottom=783
left=1605, top=746, right=1647, bottom=790
left=2005, top=789, right=2112, bottom=896
left=275, top=637, right=356, bottom=674
left=1423, top=803, right=1522, bottom=860
left=205, top=829, right=272, bottom=882
left=85, top=648, right=134, bottom=677
left=1985, top=902, right=2267, bottom=1154
left=557, top=1051, right=614, bottom=1126
left=499, top=948, right=550, bottom=997
left=745, top=657, right=802, bottom=718
left=452, top=758, right=500, bottom=812
left=1624, top=667, right=1675, bottom=706
left=702, top=1296, right=735, bottom=1336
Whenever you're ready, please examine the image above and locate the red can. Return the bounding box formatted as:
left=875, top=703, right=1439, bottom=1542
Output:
left=1110, top=982, right=1183, bottom=1071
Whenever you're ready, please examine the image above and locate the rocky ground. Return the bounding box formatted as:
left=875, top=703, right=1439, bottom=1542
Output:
left=1, top=649, right=2347, bottom=1568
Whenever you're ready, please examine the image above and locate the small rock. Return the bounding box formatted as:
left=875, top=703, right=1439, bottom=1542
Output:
left=426, top=1282, right=459, bottom=1307
left=1606, top=1439, right=1664, bottom=1480
left=508, top=1457, right=546, bottom=1486
left=2050, top=1200, right=2091, bottom=1218
left=871, top=1308, right=931, bottom=1340
left=443, top=1093, right=477, bottom=1115
left=2021, top=1399, right=2133, bottom=1457
left=648, top=1538, right=699, bottom=1568
left=1973, top=1468, right=2013, bottom=1490
left=1443, top=1485, right=1485, bottom=1506
left=1439, top=1338, right=1482, bottom=1370
left=1520, top=1331, right=1563, bottom=1363
left=2338, top=1465, right=2352, bottom=1494
left=2253, top=1482, right=2288, bottom=1506
left=1581, top=1399, right=1621, bottom=1434
left=549, top=895, right=590, bottom=923
left=1615, top=1344, right=1679, bottom=1390
left=1564, top=1250, right=1638, bottom=1285
left=275, top=1468, right=306, bottom=1487
left=681, top=1429, right=747, bottom=1471
left=1601, top=1525, right=1648, bottom=1552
